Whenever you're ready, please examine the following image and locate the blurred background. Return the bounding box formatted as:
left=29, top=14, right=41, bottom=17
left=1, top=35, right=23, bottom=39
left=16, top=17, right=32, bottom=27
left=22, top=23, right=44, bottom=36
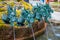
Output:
left=0, top=0, right=60, bottom=40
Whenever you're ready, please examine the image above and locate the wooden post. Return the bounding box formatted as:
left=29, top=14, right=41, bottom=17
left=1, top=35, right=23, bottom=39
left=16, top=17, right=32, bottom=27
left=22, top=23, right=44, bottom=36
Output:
left=46, top=0, right=49, bottom=4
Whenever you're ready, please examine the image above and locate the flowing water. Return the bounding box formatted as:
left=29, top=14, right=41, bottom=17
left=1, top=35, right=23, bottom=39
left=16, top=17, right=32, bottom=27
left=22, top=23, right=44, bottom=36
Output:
left=37, top=22, right=60, bottom=40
